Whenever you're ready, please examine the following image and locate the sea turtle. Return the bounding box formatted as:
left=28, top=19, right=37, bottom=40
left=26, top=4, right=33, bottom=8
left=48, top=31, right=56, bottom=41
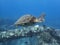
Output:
left=14, top=13, right=45, bottom=26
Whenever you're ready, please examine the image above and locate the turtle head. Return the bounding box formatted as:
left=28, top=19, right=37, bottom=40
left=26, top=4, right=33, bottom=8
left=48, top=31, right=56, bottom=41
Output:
left=33, top=13, right=46, bottom=23
left=38, top=13, right=46, bottom=22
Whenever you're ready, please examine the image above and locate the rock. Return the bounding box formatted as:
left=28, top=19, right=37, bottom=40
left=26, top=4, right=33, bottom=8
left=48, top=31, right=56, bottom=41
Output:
left=0, top=25, right=60, bottom=45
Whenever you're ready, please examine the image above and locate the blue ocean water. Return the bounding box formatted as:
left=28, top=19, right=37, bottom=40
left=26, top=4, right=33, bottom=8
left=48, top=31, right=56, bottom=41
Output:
left=0, top=0, right=60, bottom=45
left=0, top=0, right=60, bottom=28
left=0, top=0, right=60, bottom=29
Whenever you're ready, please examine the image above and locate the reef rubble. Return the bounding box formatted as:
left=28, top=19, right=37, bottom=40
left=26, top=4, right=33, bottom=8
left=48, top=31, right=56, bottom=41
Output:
left=0, top=25, right=60, bottom=45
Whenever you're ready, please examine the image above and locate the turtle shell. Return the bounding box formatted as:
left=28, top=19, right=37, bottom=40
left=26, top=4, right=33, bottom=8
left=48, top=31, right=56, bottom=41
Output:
left=14, top=14, right=36, bottom=26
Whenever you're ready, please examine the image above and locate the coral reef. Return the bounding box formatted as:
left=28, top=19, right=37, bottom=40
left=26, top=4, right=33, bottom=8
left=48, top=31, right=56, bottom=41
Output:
left=0, top=25, right=60, bottom=45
